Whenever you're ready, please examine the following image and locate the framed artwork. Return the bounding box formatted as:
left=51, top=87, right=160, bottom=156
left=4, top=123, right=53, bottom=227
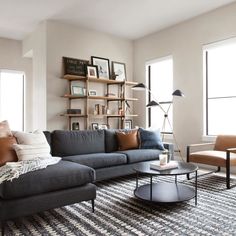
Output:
left=63, top=57, right=89, bottom=76
left=91, top=56, right=110, bottom=79
left=86, top=65, right=98, bottom=79
left=72, top=122, right=80, bottom=130
left=89, top=90, right=97, bottom=96
left=124, top=119, right=132, bottom=129
left=71, top=85, right=84, bottom=96
left=91, top=123, right=99, bottom=130
left=112, top=61, right=126, bottom=81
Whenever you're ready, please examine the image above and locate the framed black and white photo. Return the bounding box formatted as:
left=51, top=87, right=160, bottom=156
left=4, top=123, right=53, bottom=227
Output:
left=112, top=61, right=126, bottom=81
left=71, top=85, right=84, bottom=96
left=91, top=123, right=99, bottom=130
left=72, top=122, right=80, bottom=130
left=91, top=56, right=110, bottom=79
left=63, top=57, right=89, bottom=76
left=86, top=65, right=98, bottom=79
left=124, top=119, right=132, bottom=129
left=89, top=90, right=97, bottom=96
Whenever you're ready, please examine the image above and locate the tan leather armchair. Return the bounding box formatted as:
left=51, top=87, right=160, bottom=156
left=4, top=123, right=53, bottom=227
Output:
left=187, top=135, right=236, bottom=189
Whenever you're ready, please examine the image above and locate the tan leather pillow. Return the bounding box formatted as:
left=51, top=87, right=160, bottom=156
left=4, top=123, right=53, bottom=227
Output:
left=116, top=130, right=139, bottom=151
left=0, top=137, right=18, bottom=166
left=0, top=120, right=12, bottom=138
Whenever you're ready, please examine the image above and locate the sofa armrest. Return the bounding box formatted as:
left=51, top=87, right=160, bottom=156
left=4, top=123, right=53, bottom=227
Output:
left=163, top=142, right=174, bottom=160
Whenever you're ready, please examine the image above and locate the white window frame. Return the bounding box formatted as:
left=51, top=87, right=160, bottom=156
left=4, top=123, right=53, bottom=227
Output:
left=203, top=37, right=236, bottom=138
left=0, top=69, right=25, bottom=131
left=145, top=55, right=173, bottom=133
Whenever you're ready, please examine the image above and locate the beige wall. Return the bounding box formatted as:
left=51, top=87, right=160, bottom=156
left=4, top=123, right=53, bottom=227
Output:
left=0, top=37, right=32, bottom=131
left=46, top=21, right=133, bottom=131
left=133, top=2, right=236, bottom=159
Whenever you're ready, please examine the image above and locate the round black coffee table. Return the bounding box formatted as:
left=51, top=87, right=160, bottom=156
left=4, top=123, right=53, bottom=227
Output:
left=133, top=161, right=198, bottom=205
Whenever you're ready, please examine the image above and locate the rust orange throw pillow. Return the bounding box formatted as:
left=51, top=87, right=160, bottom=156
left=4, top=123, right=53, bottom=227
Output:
left=0, top=137, right=18, bottom=166
left=116, top=130, right=139, bottom=151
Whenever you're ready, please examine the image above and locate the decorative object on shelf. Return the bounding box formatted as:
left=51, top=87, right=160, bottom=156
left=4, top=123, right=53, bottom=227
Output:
left=118, top=107, right=124, bottom=116
left=88, top=90, right=97, bottom=96
left=112, top=61, right=126, bottom=81
left=94, top=104, right=107, bottom=115
left=71, top=85, right=85, bottom=96
left=124, top=119, right=132, bottom=129
left=91, top=123, right=99, bottom=130
left=99, top=124, right=109, bottom=130
left=67, top=109, right=81, bottom=114
left=86, top=65, right=99, bottom=79
left=72, top=122, right=80, bottom=130
left=132, top=83, right=184, bottom=160
left=125, top=101, right=131, bottom=114
left=91, top=56, right=110, bottom=79
left=63, top=57, right=89, bottom=76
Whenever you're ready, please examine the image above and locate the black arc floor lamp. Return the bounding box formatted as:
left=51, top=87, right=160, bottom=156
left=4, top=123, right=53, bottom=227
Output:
left=132, top=83, right=185, bottom=160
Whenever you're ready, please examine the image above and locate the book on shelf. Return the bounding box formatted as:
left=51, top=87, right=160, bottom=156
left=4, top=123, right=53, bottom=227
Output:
left=150, top=161, right=178, bottom=171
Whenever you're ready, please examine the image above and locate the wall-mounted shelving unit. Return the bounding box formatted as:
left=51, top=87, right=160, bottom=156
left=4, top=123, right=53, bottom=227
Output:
left=61, top=74, right=138, bottom=130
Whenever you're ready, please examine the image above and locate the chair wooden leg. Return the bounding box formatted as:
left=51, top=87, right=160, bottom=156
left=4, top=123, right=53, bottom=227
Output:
left=186, top=173, right=190, bottom=180
left=91, top=199, right=95, bottom=213
left=226, top=162, right=230, bottom=189
left=186, top=146, right=190, bottom=180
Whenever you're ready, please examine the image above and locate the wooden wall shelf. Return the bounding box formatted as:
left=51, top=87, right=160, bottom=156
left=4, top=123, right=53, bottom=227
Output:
left=61, top=74, right=138, bottom=130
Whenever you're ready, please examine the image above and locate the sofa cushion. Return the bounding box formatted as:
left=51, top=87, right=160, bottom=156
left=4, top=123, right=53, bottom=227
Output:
left=43, top=131, right=51, bottom=146
left=105, top=129, right=118, bottom=153
left=116, top=130, right=139, bottom=151
left=139, top=128, right=164, bottom=150
left=52, top=130, right=105, bottom=156
left=0, top=160, right=95, bottom=199
left=63, top=153, right=127, bottom=169
left=118, top=149, right=162, bottom=164
left=0, top=137, right=18, bottom=166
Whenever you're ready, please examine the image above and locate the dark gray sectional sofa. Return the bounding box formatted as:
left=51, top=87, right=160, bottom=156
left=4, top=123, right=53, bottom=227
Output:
left=0, top=129, right=173, bottom=235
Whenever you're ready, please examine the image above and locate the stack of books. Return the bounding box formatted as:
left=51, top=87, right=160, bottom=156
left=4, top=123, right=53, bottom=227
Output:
left=150, top=161, right=178, bottom=171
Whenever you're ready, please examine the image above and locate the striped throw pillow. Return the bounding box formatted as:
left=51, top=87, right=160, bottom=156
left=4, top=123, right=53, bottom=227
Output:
left=13, top=143, right=52, bottom=161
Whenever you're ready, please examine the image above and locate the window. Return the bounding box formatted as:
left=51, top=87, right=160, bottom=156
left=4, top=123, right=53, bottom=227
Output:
left=146, top=56, right=173, bottom=132
left=204, top=39, right=236, bottom=136
left=0, top=70, right=24, bottom=131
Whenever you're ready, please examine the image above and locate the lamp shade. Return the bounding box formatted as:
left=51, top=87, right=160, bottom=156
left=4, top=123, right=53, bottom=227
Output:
left=172, top=89, right=184, bottom=97
left=146, top=100, right=159, bottom=107
left=132, top=83, right=146, bottom=90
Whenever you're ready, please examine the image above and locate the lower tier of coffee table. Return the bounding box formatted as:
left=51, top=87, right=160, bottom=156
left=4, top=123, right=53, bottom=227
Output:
left=134, top=182, right=195, bottom=203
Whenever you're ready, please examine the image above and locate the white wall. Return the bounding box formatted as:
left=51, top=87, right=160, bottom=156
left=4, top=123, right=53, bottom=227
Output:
left=46, top=21, right=133, bottom=131
left=22, top=22, right=47, bottom=131
left=133, top=2, right=236, bottom=159
left=0, top=37, right=32, bottom=131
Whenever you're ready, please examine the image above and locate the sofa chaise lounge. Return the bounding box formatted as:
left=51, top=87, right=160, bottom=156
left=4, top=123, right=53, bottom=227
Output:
left=0, top=129, right=173, bottom=235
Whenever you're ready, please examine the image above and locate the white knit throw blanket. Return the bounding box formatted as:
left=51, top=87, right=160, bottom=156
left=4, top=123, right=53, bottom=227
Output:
left=0, top=157, right=61, bottom=184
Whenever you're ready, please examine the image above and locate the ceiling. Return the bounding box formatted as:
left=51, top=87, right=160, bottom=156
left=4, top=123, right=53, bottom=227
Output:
left=0, top=0, right=235, bottom=40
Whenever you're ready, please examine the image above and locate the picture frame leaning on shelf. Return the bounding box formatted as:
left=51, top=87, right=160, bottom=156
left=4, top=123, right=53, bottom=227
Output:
left=91, top=56, right=110, bottom=79
left=112, top=61, right=126, bottom=81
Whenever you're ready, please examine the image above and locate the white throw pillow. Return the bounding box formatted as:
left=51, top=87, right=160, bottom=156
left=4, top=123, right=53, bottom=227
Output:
left=13, top=130, right=48, bottom=145
left=13, top=144, right=52, bottom=161
left=12, top=130, right=52, bottom=161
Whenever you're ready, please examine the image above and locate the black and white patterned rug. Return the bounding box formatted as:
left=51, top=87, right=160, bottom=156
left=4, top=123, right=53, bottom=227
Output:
left=3, top=174, right=236, bottom=235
